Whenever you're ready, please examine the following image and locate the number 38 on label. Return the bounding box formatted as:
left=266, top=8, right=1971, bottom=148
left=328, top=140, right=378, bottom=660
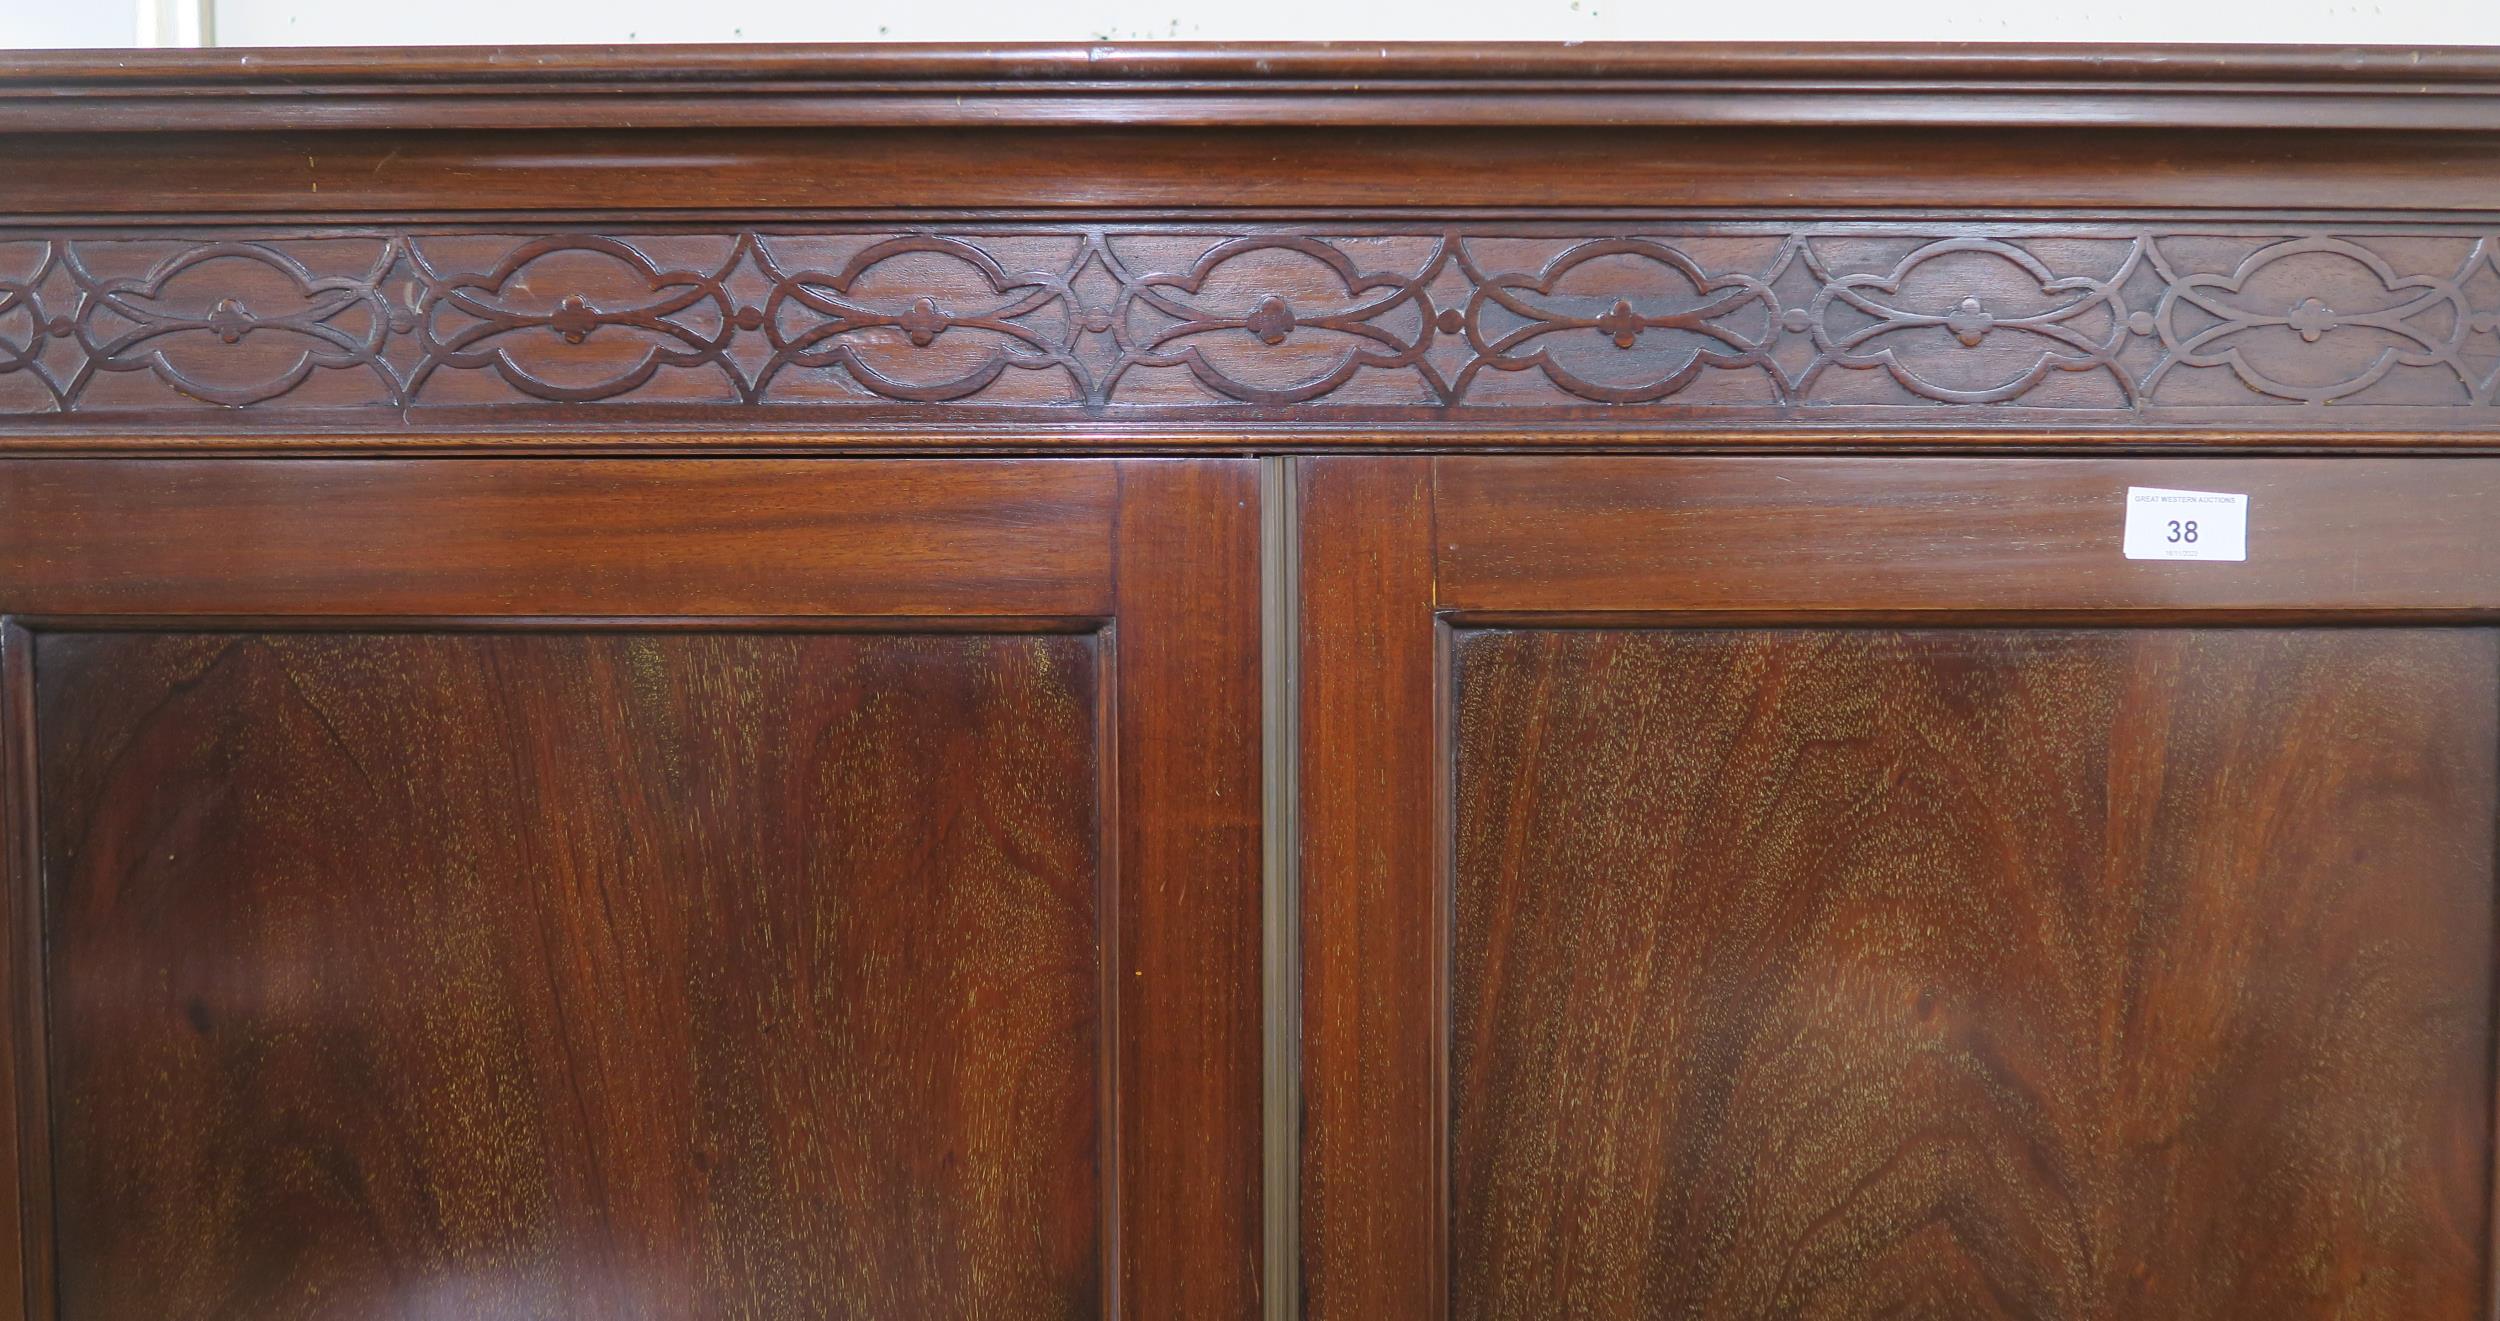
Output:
left=2122, top=487, right=2248, bottom=562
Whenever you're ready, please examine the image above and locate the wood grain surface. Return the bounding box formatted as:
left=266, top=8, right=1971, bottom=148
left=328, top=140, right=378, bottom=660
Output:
left=1448, top=626, right=2496, bottom=1319
left=1295, top=457, right=1443, bottom=1321
left=1434, top=456, right=2500, bottom=617
left=13, top=44, right=2500, bottom=133
left=22, top=127, right=2495, bottom=229
left=0, top=625, right=32, bottom=1319
left=25, top=38, right=2486, bottom=1312
left=0, top=460, right=1116, bottom=619
left=1107, top=459, right=1266, bottom=1319
left=36, top=630, right=1107, bottom=1319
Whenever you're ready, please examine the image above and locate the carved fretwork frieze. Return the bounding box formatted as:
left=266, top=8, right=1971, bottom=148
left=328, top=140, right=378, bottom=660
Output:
left=5, top=224, right=2500, bottom=425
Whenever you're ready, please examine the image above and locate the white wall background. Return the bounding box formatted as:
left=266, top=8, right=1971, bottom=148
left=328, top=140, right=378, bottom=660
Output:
left=4, top=6, right=134, bottom=47
left=6, top=0, right=2498, bottom=48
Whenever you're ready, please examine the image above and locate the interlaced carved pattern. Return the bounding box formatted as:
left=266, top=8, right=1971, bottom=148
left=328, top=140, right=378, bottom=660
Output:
left=3, top=226, right=2497, bottom=417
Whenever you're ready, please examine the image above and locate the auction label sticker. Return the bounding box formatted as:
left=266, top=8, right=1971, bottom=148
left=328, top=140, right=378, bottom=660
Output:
left=2122, top=487, right=2248, bottom=562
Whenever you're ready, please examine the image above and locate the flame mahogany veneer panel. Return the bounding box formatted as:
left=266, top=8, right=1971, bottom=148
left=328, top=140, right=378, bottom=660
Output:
left=1448, top=626, right=2496, bottom=1318
left=37, top=630, right=1107, bottom=1317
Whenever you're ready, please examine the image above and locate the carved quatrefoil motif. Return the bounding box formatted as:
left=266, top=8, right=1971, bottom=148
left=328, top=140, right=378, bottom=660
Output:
left=2151, top=237, right=2483, bottom=404
left=1808, top=238, right=2139, bottom=406
left=75, top=241, right=398, bottom=407
left=1464, top=239, right=1782, bottom=404
left=1113, top=236, right=1437, bottom=406
left=419, top=236, right=739, bottom=403
left=760, top=236, right=1081, bottom=403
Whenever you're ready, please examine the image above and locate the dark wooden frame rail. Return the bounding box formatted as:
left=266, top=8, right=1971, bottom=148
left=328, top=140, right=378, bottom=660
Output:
left=2, top=39, right=2500, bottom=1321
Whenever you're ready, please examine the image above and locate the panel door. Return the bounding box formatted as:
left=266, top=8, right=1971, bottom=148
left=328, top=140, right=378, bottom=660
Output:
left=1300, top=455, right=2500, bottom=1320
left=0, top=458, right=1262, bottom=1320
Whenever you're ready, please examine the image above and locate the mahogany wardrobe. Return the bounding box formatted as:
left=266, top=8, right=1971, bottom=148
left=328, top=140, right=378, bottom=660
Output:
left=0, top=41, right=2497, bottom=1320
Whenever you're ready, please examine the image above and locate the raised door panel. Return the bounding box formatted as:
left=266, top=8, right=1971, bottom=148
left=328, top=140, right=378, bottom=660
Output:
left=0, top=458, right=1261, bottom=1321
left=1299, top=455, right=2500, bottom=1321
left=40, top=630, right=1106, bottom=1318
left=1451, top=626, right=2491, bottom=1318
